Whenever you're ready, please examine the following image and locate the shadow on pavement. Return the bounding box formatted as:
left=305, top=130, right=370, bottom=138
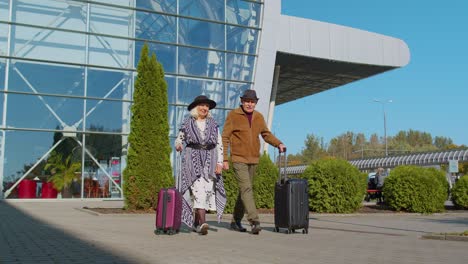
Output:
left=417, top=217, right=468, bottom=226
left=0, top=201, right=135, bottom=263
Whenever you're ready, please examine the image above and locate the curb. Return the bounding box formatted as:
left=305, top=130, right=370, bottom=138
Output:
left=421, top=233, right=468, bottom=242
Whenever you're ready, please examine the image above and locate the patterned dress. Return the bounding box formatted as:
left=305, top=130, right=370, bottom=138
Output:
left=175, top=117, right=226, bottom=227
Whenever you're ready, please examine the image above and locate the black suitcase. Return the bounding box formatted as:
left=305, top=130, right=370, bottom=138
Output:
left=274, top=151, right=309, bottom=234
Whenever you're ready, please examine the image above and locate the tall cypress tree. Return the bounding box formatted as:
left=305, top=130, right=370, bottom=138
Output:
left=123, top=43, right=173, bottom=210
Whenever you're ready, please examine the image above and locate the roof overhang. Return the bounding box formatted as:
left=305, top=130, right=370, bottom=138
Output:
left=274, top=15, right=410, bottom=105
left=275, top=53, right=396, bottom=105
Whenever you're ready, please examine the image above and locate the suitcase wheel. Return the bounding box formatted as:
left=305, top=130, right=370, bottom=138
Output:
left=302, top=229, right=308, bottom=234
left=286, top=229, right=292, bottom=234
left=274, top=227, right=279, bottom=233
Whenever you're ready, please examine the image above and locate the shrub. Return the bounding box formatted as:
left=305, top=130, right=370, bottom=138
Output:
left=426, top=167, right=450, bottom=199
left=383, top=166, right=446, bottom=213
left=221, top=161, right=239, bottom=214
left=253, top=153, right=278, bottom=209
left=300, top=159, right=367, bottom=213
left=451, top=175, right=468, bottom=209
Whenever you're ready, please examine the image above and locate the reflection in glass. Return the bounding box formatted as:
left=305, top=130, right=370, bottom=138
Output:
left=177, top=78, right=224, bottom=108
left=6, top=93, right=83, bottom=130
left=0, top=60, right=5, bottom=90
left=3, top=130, right=72, bottom=198
left=85, top=99, right=127, bottom=133
left=89, top=35, right=132, bottom=68
left=226, top=53, right=255, bottom=82
left=84, top=134, right=123, bottom=198
left=180, top=0, right=224, bottom=22
left=11, top=25, right=86, bottom=64
left=227, top=25, right=258, bottom=54
left=227, top=82, right=250, bottom=107
left=12, top=0, right=87, bottom=32
left=135, top=41, right=176, bottom=73
left=136, top=11, right=176, bottom=43
left=87, top=68, right=131, bottom=100
left=178, top=47, right=224, bottom=79
left=90, top=3, right=133, bottom=38
left=166, top=76, right=176, bottom=104
left=209, top=108, right=225, bottom=129
left=179, top=18, right=224, bottom=49
left=9, top=61, right=84, bottom=96
left=136, top=0, right=177, bottom=14
left=226, top=0, right=261, bottom=27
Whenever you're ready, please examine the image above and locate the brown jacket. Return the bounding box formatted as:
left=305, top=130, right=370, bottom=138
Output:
left=222, top=107, right=282, bottom=164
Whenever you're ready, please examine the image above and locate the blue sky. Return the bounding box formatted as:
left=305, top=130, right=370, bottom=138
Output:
left=274, top=0, right=468, bottom=155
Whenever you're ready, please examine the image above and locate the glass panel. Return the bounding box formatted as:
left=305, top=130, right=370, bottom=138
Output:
left=6, top=93, right=83, bottom=130
left=3, top=130, right=81, bottom=199
left=179, top=18, right=224, bottom=50
left=92, top=0, right=132, bottom=8
left=13, top=0, right=87, bottom=31
left=0, top=23, right=7, bottom=57
left=87, top=68, right=132, bottom=100
left=135, top=41, right=176, bottom=73
left=0, top=0, right=9, bottom=21
left=226, top=53, right=254, bottom=82
left=9, top=61, right=84, bottom=96
left=178, top=47, right=224, bottom=78
left=88, top=35, right=132, bottom=68
left=0, top=59, right=5, bottom=90
left=11, top=25, right=86, bottom=64
left=85, top=99, right=127, bottom=133
left=227, top=25, right=258, bottom=54
left=226, top=82, right=250, bottom=108
left=226, top=0, right=261, bottom=27
left=84, top=133, right=123, bottom=198
left=168, top=105, right=177, bottom=137
left=136, top=0, right=177, bottom=14
left=179, top=0, right=224, bottom=22
left=89, top=3, right=133, bottom=38
left=177, top=78, right=224, bottom=108
left=166, top=76, right=175, bottom=104
left=136, top=11, right=176, bottom=43
left=210, top=108, right=226, bottom=128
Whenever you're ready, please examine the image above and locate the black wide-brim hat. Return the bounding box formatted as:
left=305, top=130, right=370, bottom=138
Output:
left=188, top=95, right=217, bottom=111
left=240, top=89, right=259, bottom=101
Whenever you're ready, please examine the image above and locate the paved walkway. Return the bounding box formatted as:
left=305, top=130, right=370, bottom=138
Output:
left=1, top=200, right=467, bottom=264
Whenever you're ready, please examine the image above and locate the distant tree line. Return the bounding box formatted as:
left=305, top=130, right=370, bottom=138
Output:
left=287, top=129, right=466, bottom=166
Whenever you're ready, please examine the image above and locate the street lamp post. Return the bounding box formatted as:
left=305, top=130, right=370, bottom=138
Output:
left=373, top=99, right=392, bottom=157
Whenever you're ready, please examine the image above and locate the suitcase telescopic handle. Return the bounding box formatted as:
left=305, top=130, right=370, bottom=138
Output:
left=175, top=152, right=182, bottom=191
left=277, top=148, right=288, bottom=184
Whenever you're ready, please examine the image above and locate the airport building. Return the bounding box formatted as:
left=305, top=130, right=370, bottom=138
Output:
left=0, top=0, right=409, bottom=199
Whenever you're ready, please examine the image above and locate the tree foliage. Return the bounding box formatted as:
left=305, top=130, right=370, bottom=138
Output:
left=253, top=153, right=278, bottom=209
left=451, top=175, right=468, bottom=209
left=123, top=43, right=173, bottom=210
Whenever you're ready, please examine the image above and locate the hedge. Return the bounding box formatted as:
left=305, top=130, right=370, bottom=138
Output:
left=451, top=175, right=468, bottom=209
left=300, top=159, right=367, bottom=213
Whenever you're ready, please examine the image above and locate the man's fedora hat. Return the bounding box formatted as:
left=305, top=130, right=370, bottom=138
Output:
left=240, top=90, right=259, bottom=101
left=188, top=95, right=216, bottom=111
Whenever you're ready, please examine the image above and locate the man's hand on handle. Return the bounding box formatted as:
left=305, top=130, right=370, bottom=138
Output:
left=278, top=143, right=286, bottom=153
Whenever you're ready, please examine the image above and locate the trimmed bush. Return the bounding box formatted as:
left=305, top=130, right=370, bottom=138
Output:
left=123, top=44, right=173, bottom=210
left=426, top=167, right=450, bottom=199
left=253, top=153, right=279, bottom=209
left=301, top=159, right=367, bottom=213
left=221, top=160, right=239, bottom=214
left=451, top=175, right=468, bottom=209
left=383, top=166, right=446, bottom=213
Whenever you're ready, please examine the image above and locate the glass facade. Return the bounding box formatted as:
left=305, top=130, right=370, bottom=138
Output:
left=0, top=0, right=263, bottom=199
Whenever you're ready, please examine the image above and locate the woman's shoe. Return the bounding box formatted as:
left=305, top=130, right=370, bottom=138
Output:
left=197, top=223, right=209, bottom=235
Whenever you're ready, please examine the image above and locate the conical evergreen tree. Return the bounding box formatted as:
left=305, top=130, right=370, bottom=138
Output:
left=123, top=43, right=173, bottom=210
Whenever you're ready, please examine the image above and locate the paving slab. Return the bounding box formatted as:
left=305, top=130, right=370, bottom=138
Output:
left=1, top=200, right=467, bottom=264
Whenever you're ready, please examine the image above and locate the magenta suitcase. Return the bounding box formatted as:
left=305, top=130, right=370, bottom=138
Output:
left=155, top=188, right=182, bottom=235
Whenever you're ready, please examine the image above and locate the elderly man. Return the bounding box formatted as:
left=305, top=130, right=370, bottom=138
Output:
left=222, top=90, right=286, bottom=235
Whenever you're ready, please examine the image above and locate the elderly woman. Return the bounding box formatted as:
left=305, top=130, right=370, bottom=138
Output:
left=175, top=95, right=226, bottom=235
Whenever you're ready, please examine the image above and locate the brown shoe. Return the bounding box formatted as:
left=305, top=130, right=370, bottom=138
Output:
left=250, top=221, right=262, bottom=235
